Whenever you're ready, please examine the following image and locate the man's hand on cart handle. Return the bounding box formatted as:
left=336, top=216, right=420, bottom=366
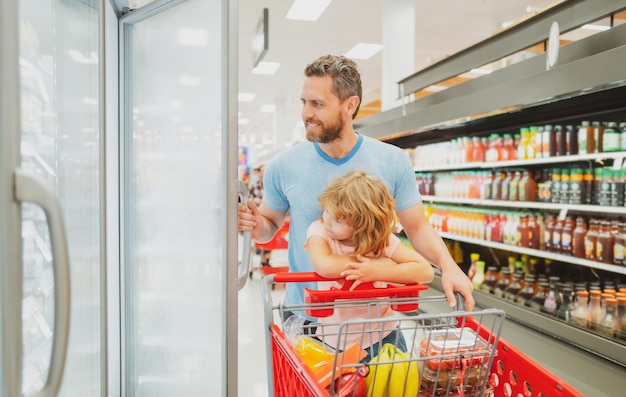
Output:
left=435, top=265, right=475, bottom=312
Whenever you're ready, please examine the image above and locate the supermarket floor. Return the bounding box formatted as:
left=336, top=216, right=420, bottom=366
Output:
left=237, top=251, right=287, bottom=397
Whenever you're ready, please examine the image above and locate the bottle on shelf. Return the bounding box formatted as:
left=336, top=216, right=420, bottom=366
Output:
left=597, top=220, right=615, bottom=264
left=614, top=222, right=626, bottom=266
left=501, top=133, right=516, bottom=161
left=588, top=290, right=605, bottom=331
left=517, top=128, right=531, bottom=160
left=547, top=124, right=557, bottom=157
left=516, top=214, right=529, bottom=248
left=556, top=285, right=574, bottom=321
left=529, top=280, right=550, bottom=312
left=603, top=122, right=621, bottom=152
left=570, top=290, right=591, bottom=329
left=472, top=261, right=485, bottom=290
left=610, top=167, right=625, bottom=207
left=490, top=170, right=505, bottom=200
left=568, top=123, right=579, bottom=155
left=472, top=136, right=485, bottom=162
left=503, top=272, right=523, bottom=302
left=560, top=216, right=575, bottom=255
left=558, top=125, right=570, bottom=156
left=592, top=121, right=604, bottom=153
left=494, top=267, right=512, bottom=298
left=582, top=168, right=594, bottom=205
left=599, top=298, right=619, bottom=338
left=480, top=266, right=499, bottom=294
left=518, top=170, right=537, bottom=202
left=578, top=121, right=594, bottom=155
left=551, top=217, right=564, bottom=253
left=568, top=168, right=583, bottom=205
left=508, top=170, right=522, bottom=201
left=616, top=297, right=626, bottom=341
left=550, top=169, right=561, bottom=204
left=528, top=214, right=541, bottom=249
left=598, top=168, right=613, bottom=207
left=572, top=216, right=588, bottom=259
left=516, top=274, right=537, bottom=306
left=468, top=252, right=480, bottom=281
left=544, top=214, right=556, bottom=251
left=585, top=219, right=600, bottom=260
left=560, top=168, right=570, bottom=204
left=542, top=276, right=562, bottom=315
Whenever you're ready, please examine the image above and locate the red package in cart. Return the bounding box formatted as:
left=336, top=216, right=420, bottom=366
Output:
left=419, top=328, right=492, bottom=371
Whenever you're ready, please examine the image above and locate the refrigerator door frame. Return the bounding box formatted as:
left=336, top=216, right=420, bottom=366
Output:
left=118, top=0, right=239, bottom=395
left=0, top=0, right=23, bottom=395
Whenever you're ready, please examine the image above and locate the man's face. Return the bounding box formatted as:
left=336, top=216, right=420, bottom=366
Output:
left=300, top=75, right=348, bottom=144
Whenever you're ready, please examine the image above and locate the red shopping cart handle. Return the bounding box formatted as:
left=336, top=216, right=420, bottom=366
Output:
left=273, top=272, right=428, bottom=317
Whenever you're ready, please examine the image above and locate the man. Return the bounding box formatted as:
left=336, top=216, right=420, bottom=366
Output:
left=238, top=54, right=474, bottom=313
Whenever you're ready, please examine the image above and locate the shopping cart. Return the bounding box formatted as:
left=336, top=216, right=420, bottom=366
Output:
left=261, top=271, right=584, bottom=397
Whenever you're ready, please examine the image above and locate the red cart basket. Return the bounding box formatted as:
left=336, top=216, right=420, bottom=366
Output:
left=261, top=272, right=584, bottom=397
left=250, top=219, right=290, bottom=280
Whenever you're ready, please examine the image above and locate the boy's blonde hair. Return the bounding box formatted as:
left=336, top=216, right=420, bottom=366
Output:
left=318, top=171, right=396, bottom=257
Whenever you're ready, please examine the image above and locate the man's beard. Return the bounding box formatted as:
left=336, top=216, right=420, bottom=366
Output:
left=305, top=116, right=344, bottom=144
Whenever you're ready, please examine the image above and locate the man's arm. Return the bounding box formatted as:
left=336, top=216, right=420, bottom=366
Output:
left=396, top=202, right=475, bottom=311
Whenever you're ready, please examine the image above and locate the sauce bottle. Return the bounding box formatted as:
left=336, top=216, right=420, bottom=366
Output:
left=503, top=272, right=523, bottom=302
left=582, top=168, right=594, bottom=204
left=550, top=169, right=561, bottom=204
left=603, top=122, right=621, bottom=152
left=528, top=214, right=541, bottom=249
left=516, top=214, right=529, bottom=247
left=472, top=261, right=486, bottom=290
left=584, top=219, right=600, bottom=260
left=572, top=216, right=588, bottom=259
left=518, top=170, right=537, bottom=202
left=542, top=276, right=562, bottom=315
left=560, top=216, right=575, bottom=255
left=588, top=290, right=605, bottom=331
left=547, top=124, right=557, bottom=157
left=599, top=298, right=619, bottom=338
left=559, top=168, right=570, bottom=204
left=597, top=220, right=615, bottom=264
left=516, top=274, right=537, bottom=306
left=592, top=121, right=604, bottom=153
left=551, top=218, right=564, bottom=253
left=544, top=214, right=556, bottom=251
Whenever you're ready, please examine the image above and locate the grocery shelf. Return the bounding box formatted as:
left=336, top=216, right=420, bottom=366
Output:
left=422, top=195, right=626, bottom=216
left=415, top=151, right=626, bottom=172
left=438, top=231, right=626, bottom=276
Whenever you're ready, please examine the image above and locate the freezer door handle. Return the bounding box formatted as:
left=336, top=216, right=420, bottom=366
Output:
left=238, top=180, right=252, bottom=290
left=14, top=168, right=70, bottom=397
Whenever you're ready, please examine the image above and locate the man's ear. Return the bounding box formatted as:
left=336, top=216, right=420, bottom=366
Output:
left=345, top=95, right=360, bottom=118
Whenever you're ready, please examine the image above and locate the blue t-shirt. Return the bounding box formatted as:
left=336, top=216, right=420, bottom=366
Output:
left=262, top=133, right=421, bottom=317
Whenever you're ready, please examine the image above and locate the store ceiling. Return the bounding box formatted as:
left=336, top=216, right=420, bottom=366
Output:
left=120, top=0, right=597, bottom=164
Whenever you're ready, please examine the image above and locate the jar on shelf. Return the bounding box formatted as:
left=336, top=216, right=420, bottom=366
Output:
left=480, top=266, right=499, bottom=294
left=584, top=219, right=600, bottom=260
left=570, top=290, right=591, bottom=329
left=572, top=216, right=588, bottom=259
left=597, top=220, right=615, bottom=264
left=503, top=272, right=523, bottom=302
left=494, top=267, right=512, bottom=298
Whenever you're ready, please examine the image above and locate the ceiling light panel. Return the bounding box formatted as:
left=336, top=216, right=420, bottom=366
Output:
left=286, top=0, right=332, bottom=21
left=238, top=92, right=256, bottom=102
left=344, top=43, right=383, bottom=60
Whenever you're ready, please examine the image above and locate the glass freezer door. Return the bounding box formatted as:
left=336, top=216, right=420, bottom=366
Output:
left=120, top=0, right=239, bottom=395
left=2, top=0, right=103, bottom=396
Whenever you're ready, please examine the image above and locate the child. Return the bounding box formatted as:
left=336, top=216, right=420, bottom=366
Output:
left=305, top=171, right=434, bottom=360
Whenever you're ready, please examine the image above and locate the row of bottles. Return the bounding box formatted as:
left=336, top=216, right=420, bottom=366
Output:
left=416, top=165, right=626, bottom=207
left=468, top=253, right=626, bottom=342
left=426, top=203, right=626, bottom=266
left=412, top=120, right=626, bottom=168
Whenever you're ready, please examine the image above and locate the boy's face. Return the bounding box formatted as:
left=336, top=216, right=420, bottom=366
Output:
left=321, top=210, right=353, bottom=242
